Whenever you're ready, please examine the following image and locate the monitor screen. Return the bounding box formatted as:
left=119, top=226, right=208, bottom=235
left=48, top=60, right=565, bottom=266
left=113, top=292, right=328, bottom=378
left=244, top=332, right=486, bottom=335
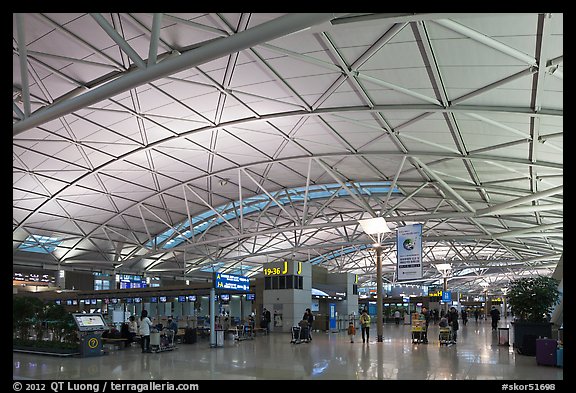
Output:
left=220, top=294, right=230, bottom=301
left=72, top=313, right=108, bottom=332
left=178, top=295, right=186, bottom=302
left=187, top=295, right=196, bottom=302
left=90, top=299, right=97, bottom=305
left=150, top=297, right=158, bottom=303
left=159, top=296, right=167, bottom=303
left=72, top=299, right=78, bottom=305
left=125, top=298, right=133, bottom=303
left=55, top=299, right=61, bottom=305
left=111, top=298, right=118, bottom=304
left=246, top=293, right=255, bottom=301
left=134, top=297, right=142, bottom=303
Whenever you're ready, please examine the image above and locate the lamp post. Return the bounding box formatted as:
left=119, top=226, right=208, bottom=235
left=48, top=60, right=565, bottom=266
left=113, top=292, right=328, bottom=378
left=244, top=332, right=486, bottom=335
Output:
left=359, top=217, right=391, bottom=343
left=480, top=282, right=489, bottom=319
left=501, top=287, right=508, bottom=318
left=435, top=263, right=451, bottom=314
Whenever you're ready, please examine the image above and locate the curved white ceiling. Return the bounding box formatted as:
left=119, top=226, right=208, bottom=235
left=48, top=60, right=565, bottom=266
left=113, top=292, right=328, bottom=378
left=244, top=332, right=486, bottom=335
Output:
left=13, top=13, right=563, bottom=294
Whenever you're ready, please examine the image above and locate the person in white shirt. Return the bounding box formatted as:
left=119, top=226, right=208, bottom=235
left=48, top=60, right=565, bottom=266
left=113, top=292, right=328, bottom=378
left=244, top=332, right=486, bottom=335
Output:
left=139, top=310, right=153, bottom=353
left=128, top=315, right=138, bottom=346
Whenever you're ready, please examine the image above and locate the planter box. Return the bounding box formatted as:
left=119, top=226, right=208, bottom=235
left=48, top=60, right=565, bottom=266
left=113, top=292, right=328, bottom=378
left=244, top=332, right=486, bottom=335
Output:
left=13, top=344, right=80, bottom=356
left=512, top=321, right=553, bottom=355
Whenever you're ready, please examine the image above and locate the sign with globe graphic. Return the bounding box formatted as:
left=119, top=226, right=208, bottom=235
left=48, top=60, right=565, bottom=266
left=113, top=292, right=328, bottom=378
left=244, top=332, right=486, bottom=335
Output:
left=396, top=224, right=422, bottom=280
left=403, top=238, right=415, bottom=250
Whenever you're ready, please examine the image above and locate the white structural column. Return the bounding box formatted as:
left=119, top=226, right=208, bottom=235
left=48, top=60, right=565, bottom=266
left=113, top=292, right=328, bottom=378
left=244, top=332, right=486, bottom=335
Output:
left=210, top=287, right=216, bottom=347
left=376, top=245, right=383, bottom=342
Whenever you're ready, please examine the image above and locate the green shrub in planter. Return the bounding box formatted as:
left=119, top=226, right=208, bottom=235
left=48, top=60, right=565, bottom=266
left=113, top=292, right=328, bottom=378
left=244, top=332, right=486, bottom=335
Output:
left=507, top=276, right=560, bottom=322
left=506, top=276, right=561, bottom=354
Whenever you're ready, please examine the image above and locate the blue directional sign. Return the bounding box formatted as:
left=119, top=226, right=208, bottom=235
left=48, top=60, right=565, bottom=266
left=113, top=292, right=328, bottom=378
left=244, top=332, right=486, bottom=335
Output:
left=213, top=272, right=250, bottom=291
left=442, top=290, right=452, bottom=302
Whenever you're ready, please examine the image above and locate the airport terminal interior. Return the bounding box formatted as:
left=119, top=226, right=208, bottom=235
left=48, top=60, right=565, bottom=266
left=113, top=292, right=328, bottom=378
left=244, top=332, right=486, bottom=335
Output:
left=13, top=320, right=564, bottom=380
left=13, top=13, right=563, bottom=381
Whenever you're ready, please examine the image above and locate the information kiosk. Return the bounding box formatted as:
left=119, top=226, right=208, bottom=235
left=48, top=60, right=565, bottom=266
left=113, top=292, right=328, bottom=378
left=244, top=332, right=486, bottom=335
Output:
left=72, top=313, right=108, bottom=357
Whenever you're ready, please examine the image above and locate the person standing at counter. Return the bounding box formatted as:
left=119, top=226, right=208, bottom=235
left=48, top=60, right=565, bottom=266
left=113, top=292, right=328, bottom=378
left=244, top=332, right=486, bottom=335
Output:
left=139, top=309, right=153, bottom=353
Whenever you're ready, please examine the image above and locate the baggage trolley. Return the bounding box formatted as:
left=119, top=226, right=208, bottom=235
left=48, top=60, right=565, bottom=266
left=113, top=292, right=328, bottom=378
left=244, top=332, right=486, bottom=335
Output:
left=151, top=328, right=176, bottom=353
left=411, top=320, right=427, bottom=344
left=290, top=325, right=310, bottom=344
left=234, top=324, right=254, bottom=341
left=438, top=327, right=453, bottom=346
left=411, top=328, right=427, bottom=343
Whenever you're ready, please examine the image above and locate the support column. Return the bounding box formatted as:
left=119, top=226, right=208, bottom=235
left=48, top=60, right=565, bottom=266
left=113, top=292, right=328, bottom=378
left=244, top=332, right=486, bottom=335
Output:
left=376, top=246, right=383, bottom=342
left=210, top=287, right=216, bottom=347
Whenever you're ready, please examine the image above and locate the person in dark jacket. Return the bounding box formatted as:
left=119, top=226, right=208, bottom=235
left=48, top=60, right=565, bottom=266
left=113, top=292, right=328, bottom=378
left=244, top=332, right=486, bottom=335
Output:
left=448, top=307, right=459, bottom=342
left=303, top=308, right=314, bottom=341
left=420, top=307, right=431, bottom=343
left=263, top=308, right=271, bottom=333
left=490, top=306, right=500, bottom=330
left=461, top=309, right=468, bottom=326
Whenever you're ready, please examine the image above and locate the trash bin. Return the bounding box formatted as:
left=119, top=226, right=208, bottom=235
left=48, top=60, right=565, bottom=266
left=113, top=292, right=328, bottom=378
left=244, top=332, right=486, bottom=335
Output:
left=498, top=327, right=510, bottom=346
left=213, top=329, right=224, bottom=347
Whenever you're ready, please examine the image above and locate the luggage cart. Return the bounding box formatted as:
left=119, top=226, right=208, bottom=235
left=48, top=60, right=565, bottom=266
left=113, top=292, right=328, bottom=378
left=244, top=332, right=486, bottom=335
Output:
left=438, top=327, right=453, bottom=346
left=234, top=324, right=254, bottom=341
left=150, top=328, right=176, bottom=353
left=411, top=320, right=427, bottom=344
left=290, top=325, right=310, bottom=344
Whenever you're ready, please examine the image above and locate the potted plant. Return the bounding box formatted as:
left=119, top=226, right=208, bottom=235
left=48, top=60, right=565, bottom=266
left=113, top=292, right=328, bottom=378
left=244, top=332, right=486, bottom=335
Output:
left=13, top=296, right=79, bottom=355
left=506, top=276, right=561, bottom=355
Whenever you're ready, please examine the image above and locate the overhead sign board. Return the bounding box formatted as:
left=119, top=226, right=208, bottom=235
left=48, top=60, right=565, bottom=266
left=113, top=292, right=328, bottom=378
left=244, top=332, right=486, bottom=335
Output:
left=263, top=261, right=303, bottom=276
left=396, top=223, right=423, bottom=281
left=213, top=272, right=250, bottom=291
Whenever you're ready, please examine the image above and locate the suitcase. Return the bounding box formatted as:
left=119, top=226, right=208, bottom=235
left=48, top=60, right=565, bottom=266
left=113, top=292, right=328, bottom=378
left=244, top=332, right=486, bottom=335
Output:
left=183, top=327, right=197, bottom=344
left=536, top=338, right=556, bottom=366
left=556, top=347, right=563, bottom=367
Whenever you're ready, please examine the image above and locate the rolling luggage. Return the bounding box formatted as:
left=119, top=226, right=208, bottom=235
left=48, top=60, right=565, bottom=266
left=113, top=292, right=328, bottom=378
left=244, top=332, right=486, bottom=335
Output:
left=290, top=326, right=302, bottom=343
left=183, top=327, right=197, bottom=344
left=556, top=347, right=563, bottom=367
left=536, top=338, right=556, bottom=366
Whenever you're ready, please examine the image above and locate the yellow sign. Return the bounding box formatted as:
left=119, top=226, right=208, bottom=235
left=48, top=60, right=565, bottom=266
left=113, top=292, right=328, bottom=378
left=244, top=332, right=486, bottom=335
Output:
left=263, top=260, right=305, bottom=276
left=263, top=261, right=291, bottom=276
left=87, top=337, right=99, bottom=348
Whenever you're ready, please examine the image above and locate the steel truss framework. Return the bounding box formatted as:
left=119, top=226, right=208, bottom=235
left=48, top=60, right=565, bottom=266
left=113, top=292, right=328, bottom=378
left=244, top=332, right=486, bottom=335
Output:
left=13, top=13, right=563, bottom=294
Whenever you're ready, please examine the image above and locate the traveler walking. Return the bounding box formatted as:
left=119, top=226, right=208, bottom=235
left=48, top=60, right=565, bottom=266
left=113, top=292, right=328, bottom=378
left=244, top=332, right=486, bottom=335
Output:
left=461, top=309, right=468, bottom=326
left=303, top=308, right=314, bottom=341
left=348, top=321, right=356, bottom=343
left=263, top=308, right=272, bottom=333
left=359, top=309, right=371, bottom=343
left=490, top=306, right=500, bottom=331
left=448, top=307, right=459, bottom=342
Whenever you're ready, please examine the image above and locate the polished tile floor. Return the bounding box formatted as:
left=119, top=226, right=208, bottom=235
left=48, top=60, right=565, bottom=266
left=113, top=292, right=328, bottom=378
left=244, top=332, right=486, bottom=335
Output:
left=13, top=319, right=563, bottom=380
